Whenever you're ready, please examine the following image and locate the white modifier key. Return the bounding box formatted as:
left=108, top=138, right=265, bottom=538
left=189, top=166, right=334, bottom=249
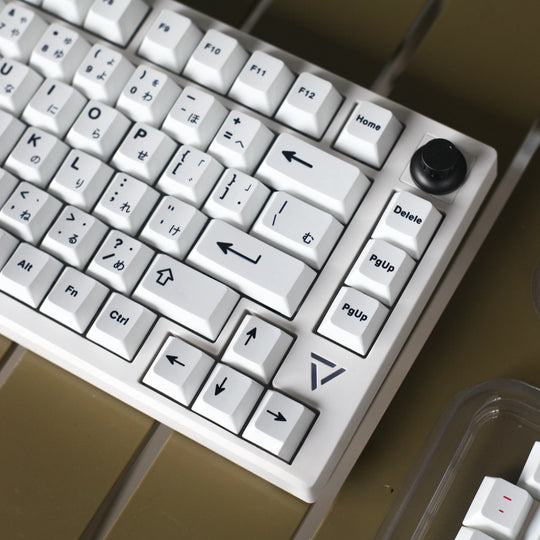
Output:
left=40, top=267, right=109, bottom=333
left=187, top=219, right=316, bottom=317
left=0, top=242, right=62, bottom=307
left=133, top=253, right=239, bottom=340
left=335, top=101, right=402, bottom=168
left=372, top=190, right=442, bottom=259
left=87, top=292, right=156, bottom=360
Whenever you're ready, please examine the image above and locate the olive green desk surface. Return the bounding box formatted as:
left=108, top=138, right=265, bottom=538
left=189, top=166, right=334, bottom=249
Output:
left=1, top=0, right=539, bottom=538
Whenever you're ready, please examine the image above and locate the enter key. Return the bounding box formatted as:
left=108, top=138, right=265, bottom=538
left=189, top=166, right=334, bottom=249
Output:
left=187, top=219, right=316, bottom=317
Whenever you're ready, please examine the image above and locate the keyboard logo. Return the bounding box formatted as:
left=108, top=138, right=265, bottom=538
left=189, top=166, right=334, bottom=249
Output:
left=310, top=352, right=346, bottom=391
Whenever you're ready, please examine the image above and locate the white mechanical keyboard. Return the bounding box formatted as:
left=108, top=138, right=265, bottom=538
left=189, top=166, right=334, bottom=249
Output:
left=457, top=442, right=540, bottom=540
left=0, top=0, right=497, bottom=502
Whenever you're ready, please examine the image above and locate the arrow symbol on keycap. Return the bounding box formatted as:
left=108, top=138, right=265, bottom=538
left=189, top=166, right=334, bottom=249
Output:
left=217, top=242, right=261, bottom=264
left=156, top=268, right=174, bottom=286
left=166, top=354, right=184, bottom=367
left=215, top=377, right=228, bottom=396
left=244, top=327, right=257, bottom=345
left=281, top=150, right=313, bottom=168
left=267, top=410, right=287, bottom=422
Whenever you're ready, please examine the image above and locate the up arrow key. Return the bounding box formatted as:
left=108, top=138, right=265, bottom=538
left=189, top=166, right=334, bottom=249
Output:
left=257, top=133, right=369, bottom=223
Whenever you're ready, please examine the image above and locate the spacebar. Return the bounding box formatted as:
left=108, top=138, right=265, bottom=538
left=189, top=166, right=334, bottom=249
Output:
left=187, top=219, right=316, bottom=317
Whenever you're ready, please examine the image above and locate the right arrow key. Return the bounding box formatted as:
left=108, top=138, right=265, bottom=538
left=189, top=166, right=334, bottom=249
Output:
left=243, top=390, right=316, bottom=462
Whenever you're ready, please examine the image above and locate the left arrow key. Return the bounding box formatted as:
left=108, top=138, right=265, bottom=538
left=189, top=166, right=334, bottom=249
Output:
left=143, top=336, right=214, bottom=406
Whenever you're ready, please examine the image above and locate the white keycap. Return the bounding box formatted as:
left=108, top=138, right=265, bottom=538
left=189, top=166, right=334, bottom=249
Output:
left=138, top=9, right=202, bottom=73
left=93, top=173, right=159, bottom=235
left=187, top=219, right=316, bottom=317
left=192, top=363, right=263, bottom=433
left=0, top=58, right=42, bottom=115
left=117, top=64, right=181, bottom=126
left=41, top=205, right=108, bottom=268
left=0, top=181, right=61, bottom=242
left=111, top=122, right=177, bottom=184
left=142, top=336, right=214, bottom=407
left=87, top=292, right=156, bottom=360
left=133, top=253, right=239, bottom=340
left=463, top=477, right=533, bottom=540
left=30, top=23, right=91, bottom=82
left=40, top=267, right=108, bottom=332
left=162, top=86, right=228, bottom=149
left=243, top=390, right=315, bottom=461
left=5, top=126, right=69, bottom=187
left=208, top=110, right=274, bottom=174
left=229, top=51, right=295, bottom=116
left=73, top=44, right=135, bottom=105
left=257, top=133, right=369, bottom=222
left=156, top=144, right=223, bottom=206
left=372, top=190, right=442, bottom=259
left=22, top=79, right=87, bottom=138
left=0, top=242, right=62, bottom=307
left=0, top=167, right=18, bottom=206
left=335, top=101, right=402, bottom=168
left=252, top=191, right=343, bottom=270
left=318, top=286, right=389, bottom=355
left=140, top=195, right=207, bottom=258
left=518, top=441, right=540, bottom=499
left=66, top=100, right=131, bottom=161
left=42, top=0, right=95, bottom=26
left=0, top=111, right=25, bottom=163
left=183, top=29, right=248, bottom=94
left=222, top=314, right=293, bottom=383
left=275, top=72, right=342, bottom=138
left=0, top=3, right=48, bottom=62
left=203, top=168, right=270, bottom=230
left=48, top=149, right=114, bottom=211
left=523, top=507, right=540, bottom=540
left=455, top=527, right=496, bottom=540
left=345, top=238, right=415, bottom=306
left=0, top=228, right=18, bottom=268
left=88, top=230, right=153, bottom=294
left=84, top=0, right=149, bottom=46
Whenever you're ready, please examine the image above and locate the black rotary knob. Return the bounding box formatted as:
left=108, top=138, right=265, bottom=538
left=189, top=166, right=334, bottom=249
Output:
left=410, top=138, right=467, bottom=195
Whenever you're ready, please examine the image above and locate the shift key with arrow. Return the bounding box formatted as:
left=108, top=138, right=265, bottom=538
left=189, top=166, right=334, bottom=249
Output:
left=188, top=219, right=316, bottom=317
left=256, top=132, right=370, bottom=223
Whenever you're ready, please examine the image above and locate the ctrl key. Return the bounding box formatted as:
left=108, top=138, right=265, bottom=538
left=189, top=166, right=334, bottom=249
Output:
left=87, top=293, right=156, bottom=361
left=318, top=287, right=389, bottom=355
